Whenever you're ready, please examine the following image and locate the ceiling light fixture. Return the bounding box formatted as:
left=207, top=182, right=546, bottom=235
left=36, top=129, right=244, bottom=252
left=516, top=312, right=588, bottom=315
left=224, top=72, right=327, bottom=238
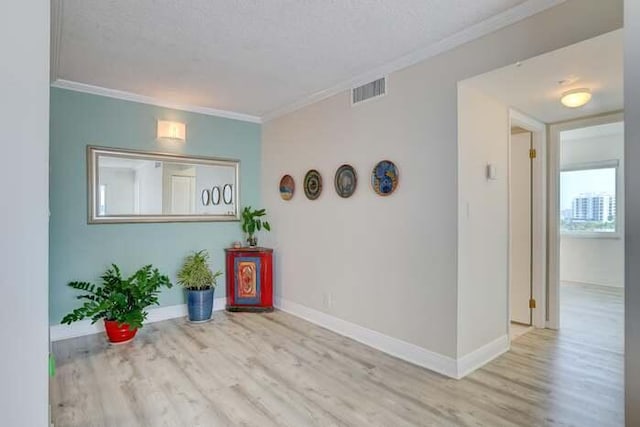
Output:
left=560, top=88, right=592, bottom=108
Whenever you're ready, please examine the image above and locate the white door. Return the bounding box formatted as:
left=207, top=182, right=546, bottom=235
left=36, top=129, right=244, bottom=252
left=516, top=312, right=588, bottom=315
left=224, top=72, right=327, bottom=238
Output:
left=510, top=131, right=532, bottom=325
left=171, top=175, right=195, bottom=214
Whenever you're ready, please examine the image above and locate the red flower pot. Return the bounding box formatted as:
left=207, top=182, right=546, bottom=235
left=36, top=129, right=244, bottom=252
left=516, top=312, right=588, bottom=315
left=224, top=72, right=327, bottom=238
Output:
left=104, top=319, right=138, bottom=344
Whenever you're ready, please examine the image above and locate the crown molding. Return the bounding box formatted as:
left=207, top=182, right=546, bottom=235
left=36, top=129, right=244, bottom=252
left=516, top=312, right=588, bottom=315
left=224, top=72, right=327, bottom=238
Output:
left=50, top=79, right=262, bottom=124
left=262, top=0, right=565, bottom=122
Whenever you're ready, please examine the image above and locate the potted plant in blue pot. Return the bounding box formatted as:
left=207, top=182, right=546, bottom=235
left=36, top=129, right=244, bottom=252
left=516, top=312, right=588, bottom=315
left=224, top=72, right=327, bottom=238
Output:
left=177, top=250, right=222, bottom=322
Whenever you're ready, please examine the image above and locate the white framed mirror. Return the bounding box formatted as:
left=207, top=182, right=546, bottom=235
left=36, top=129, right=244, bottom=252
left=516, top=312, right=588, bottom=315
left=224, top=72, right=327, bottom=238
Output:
left=87, top=146, right=240, bottom=223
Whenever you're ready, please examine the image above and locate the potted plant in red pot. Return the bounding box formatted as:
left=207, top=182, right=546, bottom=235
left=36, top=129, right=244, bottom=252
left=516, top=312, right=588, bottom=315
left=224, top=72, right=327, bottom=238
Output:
left=61, top=264, right=172, bottom=344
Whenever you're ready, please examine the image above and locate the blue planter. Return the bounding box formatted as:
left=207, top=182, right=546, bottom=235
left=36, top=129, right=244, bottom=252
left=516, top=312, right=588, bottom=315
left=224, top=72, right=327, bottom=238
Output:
left=186, top=288, right=215, bottom=322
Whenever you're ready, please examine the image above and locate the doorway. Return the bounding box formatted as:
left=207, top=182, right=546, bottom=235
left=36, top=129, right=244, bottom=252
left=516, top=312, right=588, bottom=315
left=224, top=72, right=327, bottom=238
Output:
left=548, top=113, right=624, bottom=350
left=457, top=28, right=622, bottom=349
left=171, top=175, right=196, bottom=214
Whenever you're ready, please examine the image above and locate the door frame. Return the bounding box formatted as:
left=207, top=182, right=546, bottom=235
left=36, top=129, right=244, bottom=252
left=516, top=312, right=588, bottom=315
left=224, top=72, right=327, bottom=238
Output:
left=508, top=109, right=547, bottom=333
left=547, top=111, right=624, bottom=329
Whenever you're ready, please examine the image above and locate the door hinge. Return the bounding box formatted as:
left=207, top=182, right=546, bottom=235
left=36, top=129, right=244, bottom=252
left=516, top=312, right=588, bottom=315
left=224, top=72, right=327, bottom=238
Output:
left=529, top=148, right=537, bottom=159
left=529, top=298, right=537, bottom=309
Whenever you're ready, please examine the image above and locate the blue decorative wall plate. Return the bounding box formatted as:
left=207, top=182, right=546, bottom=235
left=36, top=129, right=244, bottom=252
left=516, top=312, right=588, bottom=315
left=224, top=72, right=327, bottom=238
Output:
left=371, top=160, right=398, bottom=196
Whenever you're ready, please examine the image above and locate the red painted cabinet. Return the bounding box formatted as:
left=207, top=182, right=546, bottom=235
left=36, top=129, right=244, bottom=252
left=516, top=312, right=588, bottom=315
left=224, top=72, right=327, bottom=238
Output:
left=225, top=247, right=274, bottom=312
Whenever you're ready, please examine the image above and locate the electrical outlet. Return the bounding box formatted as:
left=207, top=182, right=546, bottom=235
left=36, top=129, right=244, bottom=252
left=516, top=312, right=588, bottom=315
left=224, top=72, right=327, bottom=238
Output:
left=322, top=292, right=334, bottom=309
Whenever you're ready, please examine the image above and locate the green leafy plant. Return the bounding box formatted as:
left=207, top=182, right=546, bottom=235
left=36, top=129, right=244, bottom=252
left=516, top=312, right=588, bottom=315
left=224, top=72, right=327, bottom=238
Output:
left=61, top=264, right=172, bottom=329
left=177, top=250, right=222, bottom=290
left=241, top=207, right=271, bottom=240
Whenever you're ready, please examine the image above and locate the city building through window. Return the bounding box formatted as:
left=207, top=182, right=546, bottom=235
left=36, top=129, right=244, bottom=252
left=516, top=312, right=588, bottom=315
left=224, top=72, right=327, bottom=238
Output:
left=560, top=165, right=617, bottom=233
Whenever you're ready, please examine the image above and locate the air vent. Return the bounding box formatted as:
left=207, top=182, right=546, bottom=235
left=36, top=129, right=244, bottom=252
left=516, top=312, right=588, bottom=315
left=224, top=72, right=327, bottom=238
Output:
left=352, top=77, right=386, bottom=105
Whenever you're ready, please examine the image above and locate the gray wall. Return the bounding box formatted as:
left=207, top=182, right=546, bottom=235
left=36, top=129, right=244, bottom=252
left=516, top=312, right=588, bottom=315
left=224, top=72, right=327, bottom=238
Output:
left=0, top=0, right=50, bottom=425
left=457, top=84, right=509, bottom=356
left=263, top=0, right=623, bottom=360
left=625, top=0, right=640, bottom=424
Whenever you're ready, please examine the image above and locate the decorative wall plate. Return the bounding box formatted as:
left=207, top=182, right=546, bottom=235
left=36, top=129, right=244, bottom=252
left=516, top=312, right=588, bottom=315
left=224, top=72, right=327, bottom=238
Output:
left=201, top=189, right=210, bottom=206
left=211, top=186, right=221, bottom=205
left=223, top=184, right=233, bottom=204
left=334, top=164, right=357, bottom=198
left=304, top=169, right=322, bottom=200
left=371, top=160, right=399, bottom=196
left=279, top=175, right=295, bottom=201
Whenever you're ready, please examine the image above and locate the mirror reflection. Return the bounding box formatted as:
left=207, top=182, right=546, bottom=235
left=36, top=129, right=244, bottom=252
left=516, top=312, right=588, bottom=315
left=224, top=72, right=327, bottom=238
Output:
left=89, top=147, right=239, bottom=223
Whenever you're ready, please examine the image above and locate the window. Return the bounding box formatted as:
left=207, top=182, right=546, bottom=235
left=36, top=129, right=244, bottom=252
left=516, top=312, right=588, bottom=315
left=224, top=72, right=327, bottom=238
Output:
left=560, top=163, right=617, bottom=234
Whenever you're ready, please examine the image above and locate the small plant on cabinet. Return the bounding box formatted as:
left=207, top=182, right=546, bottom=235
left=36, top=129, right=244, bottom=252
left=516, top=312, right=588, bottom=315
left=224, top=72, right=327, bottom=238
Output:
left=241, top=206, right=271, bottom=247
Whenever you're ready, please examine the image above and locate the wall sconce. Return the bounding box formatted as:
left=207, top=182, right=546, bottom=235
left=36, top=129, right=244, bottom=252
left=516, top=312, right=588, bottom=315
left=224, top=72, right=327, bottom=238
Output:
left=157, top=120, right=186, bottom=141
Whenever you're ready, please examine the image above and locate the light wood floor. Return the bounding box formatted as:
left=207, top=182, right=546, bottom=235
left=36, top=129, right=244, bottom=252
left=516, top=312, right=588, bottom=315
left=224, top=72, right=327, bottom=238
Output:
left=51, top=283, right=623, bottom=427
left=509, top=322, right=532, bottom=340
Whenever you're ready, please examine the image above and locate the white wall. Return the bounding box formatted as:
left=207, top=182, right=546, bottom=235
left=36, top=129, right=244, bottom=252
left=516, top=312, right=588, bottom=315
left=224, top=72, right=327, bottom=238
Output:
left=457, top=85, right=509, bottom=356
left=0, top=0, right=50, bottom=425
left=100, top=168, right=136, bottom=215
left=263, top=0, right=622, bottom=363
left=561, top=238, right=623, bottom=286
left=136, top=161, right=163, bottom=214
left=560, top=129, right=625, bottom=287
left=625, top=0, right=640, bottom=423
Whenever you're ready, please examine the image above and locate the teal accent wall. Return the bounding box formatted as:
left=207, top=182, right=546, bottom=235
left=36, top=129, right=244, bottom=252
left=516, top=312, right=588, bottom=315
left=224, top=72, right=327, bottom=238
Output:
left=49, top=88, right=261, bottom=324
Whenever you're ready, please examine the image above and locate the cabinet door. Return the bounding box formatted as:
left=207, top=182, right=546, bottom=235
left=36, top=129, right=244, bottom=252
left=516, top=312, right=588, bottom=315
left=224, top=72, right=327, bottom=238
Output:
left=234, top=257, right=261, bottom=305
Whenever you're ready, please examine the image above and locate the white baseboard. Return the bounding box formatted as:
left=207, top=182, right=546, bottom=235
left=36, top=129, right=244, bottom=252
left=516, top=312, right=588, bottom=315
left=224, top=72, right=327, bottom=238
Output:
left=52, top=296, right=508, bottom=379
left=456, top=335, right=510, bottom=378
left=50, top=297, right=227, bottom=342
left=274, top=297, right=459, bottom=378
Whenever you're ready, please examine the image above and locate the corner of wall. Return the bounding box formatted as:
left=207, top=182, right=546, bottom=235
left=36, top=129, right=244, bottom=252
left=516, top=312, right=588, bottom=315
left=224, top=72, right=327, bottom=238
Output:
left=455, top=334, right=510, bottom=379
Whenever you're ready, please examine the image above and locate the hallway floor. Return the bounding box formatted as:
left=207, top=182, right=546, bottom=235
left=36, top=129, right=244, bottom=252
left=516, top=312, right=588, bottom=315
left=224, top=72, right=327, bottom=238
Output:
left=50, top=283, right=623, bottom=426
left=560, top=281, right=624, bottom=353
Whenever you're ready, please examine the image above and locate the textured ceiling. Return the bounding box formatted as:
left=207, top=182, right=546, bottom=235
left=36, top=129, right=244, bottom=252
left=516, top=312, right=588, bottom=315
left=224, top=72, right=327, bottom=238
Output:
left=52, top=0, right=560, bottom=119
left=463, top=30, right=623, bottom=123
